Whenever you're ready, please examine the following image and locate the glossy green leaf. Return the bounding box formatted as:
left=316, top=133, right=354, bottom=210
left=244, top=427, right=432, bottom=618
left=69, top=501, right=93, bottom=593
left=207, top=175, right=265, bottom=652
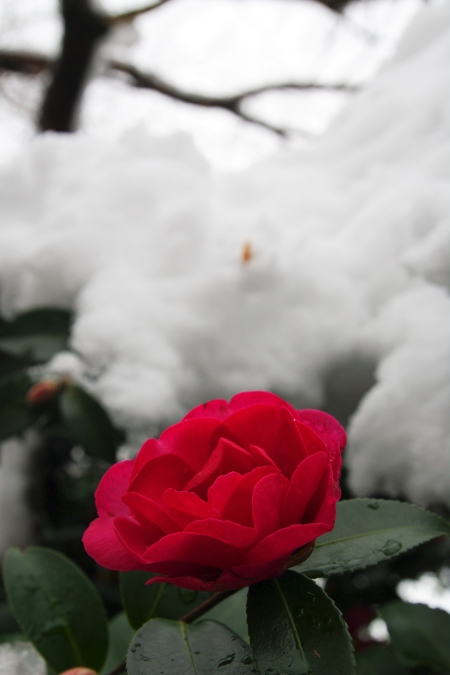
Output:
left=247, top=570, right=355, bottom=675
left=380, top=601, right=450, bottom=674
left=120, top=570, right=211, bottom=630
left=356, top=644, right=409, bottom=675
left=296, top=499, right=450, bottom=578
left=0, top=309, right=72, bottom=362
left=100, top=612, right=134, bottom=675
left=59, top=384, right=118, bottom=462
left=3, top=546, right=108, bottom=674
left=127, top=618, right=255, bottom=675
left=0, top=372, right=35, bottom=440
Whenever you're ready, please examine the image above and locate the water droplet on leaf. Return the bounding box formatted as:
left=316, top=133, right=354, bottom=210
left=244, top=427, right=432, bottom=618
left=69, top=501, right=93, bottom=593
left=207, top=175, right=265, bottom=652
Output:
left=367, top=500, right=379, bottom=510
left=218, top=653, right=236, bottom=667
left=381, top=539, right=403, bottom=556
left=241, top=655, right=253, bottom=664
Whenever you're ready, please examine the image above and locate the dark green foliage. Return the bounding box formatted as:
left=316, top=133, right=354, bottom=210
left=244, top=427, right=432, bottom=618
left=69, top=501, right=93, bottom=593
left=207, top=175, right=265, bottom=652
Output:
left=296, top=499, right=450, bottom=578
left=127, top=618, right=255, bottom=675
left=247, top=570, right=356, bottom=675
left=120, top=570, right=211, bottom=630
left=0, top=372, right=35, bottom=440
left=202, top=588, right=249, bottom=641
left=59, top=384, right=120, bottom=462
left=100, top=612, right=134, bottom=675
left=356, top=645, right=409, bottom=675
left=0, top=308, right=72, bottom=362
left=380, top=601, right=450, bottom=674
left=3, top=547, right=108, bottom=673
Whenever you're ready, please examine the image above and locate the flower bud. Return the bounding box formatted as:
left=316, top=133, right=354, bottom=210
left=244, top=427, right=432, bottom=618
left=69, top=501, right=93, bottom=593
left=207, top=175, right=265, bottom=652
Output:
left=26, top=380, right=62, bottom=405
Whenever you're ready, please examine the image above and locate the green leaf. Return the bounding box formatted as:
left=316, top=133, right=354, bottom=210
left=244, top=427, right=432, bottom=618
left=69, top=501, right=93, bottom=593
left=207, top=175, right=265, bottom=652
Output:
left=202, top=588, right=249, bottom=641
left=0, top=308, right=72, bottom=362
left=356, top=645, right=409, bottom=675
left=0, top=601, right=20, bottom=636
left=127, top=618, right=255, bottom=675
left=0, top=350, right=29, bottom=379
left=3, top=546, right=108, bottom=674
left=120, top=570, right=211, bottom=630
left=0, top=372, right=35, bottom=440
left=380, top=601, right=450, bottom=674
left=296, top=499, right=450, bottom=578
left=247, top=570, right=355, bottom=675
left=100, top=612, right=134, bottom=675
left=59, top=384, right=118, bottom=462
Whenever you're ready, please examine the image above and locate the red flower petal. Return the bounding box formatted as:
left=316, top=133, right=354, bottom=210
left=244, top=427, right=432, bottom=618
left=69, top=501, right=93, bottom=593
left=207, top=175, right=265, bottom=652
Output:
left=214, top=405, right=307, bottom=478
left=128, top=453, right=194, bottom=504
left=212, top=404, right=280, bottom=455
left=143, top=531, right=243, bottom=572
left=122, top=492, right=179, bottom=534
left=82, top=517, right=147, bottom=571
left=221, top=465, right=279, bottom=526
left=163, top=489, right=217, bottom=529
left=242, top=522, right=330, bottom=565
left=267, top=407, right=310, bottom=478
left=207, top=472, right=242, bottom=513
left=184, top=519, right=258, bottom=550
left=311, top=479, right=339, bottom=528
left=158, top=418, right=220, bottom=471
left=131, top=418, right=220, bottom=480
left=114, top=516, right=164, bottom=563
left=295, top=421, right=328, bottom=457
left=182, top=399, right=230, bottom=421
left=95, top=460, right=134, bottom=518
left=252, top=472, right=289, bottom=537
left=184, top=438, right=257, bottom=498
left=145, top=570, right=223, bottom=591
left=301, top=464, right=335, bottom=524
left=297, top=409, right=346, bottom=478
left=228, top=391, right=298, bottom=416
left=281, top=452, right=330, bottom=527
left=147, top=556, right=289, bottom=592
left=130, top=438, right=159, bottom=482
left=247, top=444, right=278, bottom=468
left=182, top=391, right=298, bottom=421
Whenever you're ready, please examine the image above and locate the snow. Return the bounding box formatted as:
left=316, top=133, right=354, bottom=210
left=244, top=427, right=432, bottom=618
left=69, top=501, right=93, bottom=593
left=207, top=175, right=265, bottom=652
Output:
left=0, top=2, right=449, bottom=512
left=0, top=642, right=46, bottom=675
left=0, top=435, right=34, bottom=555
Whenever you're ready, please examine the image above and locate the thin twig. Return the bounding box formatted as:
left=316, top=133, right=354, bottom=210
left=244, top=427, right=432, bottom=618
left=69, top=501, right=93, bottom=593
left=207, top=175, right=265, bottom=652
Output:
left=107, top=0, right=173, bottom=25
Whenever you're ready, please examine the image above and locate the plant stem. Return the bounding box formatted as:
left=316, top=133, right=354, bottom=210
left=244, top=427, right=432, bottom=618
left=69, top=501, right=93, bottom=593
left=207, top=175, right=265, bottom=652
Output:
left=181, top=588, right=238, bottom=624
left=105, top=588, right=238, bottom=675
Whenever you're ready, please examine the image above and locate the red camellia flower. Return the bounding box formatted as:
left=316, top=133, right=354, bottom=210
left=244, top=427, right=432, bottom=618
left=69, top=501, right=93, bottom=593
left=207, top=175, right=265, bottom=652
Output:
left=83, top=391, right=345, bottom=591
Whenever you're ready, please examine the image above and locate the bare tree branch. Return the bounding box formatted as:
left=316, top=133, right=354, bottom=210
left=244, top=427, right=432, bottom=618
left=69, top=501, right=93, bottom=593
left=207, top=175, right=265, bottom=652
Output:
left=0, top=50, right=51, bottom=75
left=107, top=0, right=174, bottom=26
left=0, top=49, right=357, bottom=137
left=109, top=60, right=357, bottom=136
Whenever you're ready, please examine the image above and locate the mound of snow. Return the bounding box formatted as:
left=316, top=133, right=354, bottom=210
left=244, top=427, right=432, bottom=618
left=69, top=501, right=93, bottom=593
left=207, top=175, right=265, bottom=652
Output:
left=0, top=3, right=448, bottom=508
